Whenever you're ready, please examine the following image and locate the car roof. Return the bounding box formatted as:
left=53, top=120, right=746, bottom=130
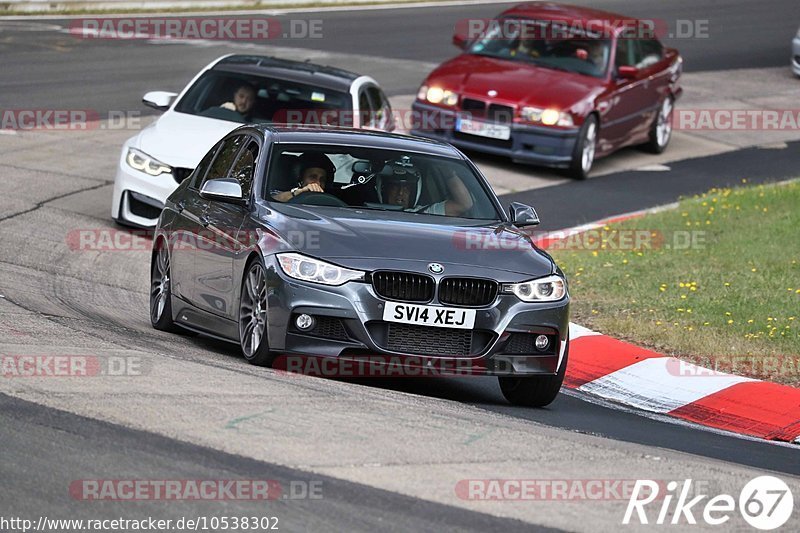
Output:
left=248, top=125, right=464, bottom=158
left=211, top=54, right=362, bottom=92
left=503, top=2, right=651, bottom=36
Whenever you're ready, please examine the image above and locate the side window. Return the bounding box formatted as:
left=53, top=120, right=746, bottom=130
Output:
left=202, top=135, right=245, bottom=189
left=637, top=39, right=663, bottom=68
left=358, top=88, right=374, bottom=128
left=190, top=141, right=221, bottom=189
left=366, top=86, right=393, bottom=130
left=229, top=140, right=259, bottom=198
left=615, top=38, right=635, bottom=67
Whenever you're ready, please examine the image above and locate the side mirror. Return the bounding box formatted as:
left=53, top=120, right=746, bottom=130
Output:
left=509, top=202, right=540, bottom=227
left=452, top=33, right=468, bottom=49
left=142, top=91, right=178, bottom=111
left=200, top=178, right=245, bottom=204
left=616, top=65, right=639, bottom=80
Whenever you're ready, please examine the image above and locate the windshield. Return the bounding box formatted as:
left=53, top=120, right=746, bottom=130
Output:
left=174, top=70, right=352, bottom=124
left=264, top=144, right=502, bottom=221
left=467, top=18, right=611, bottom=78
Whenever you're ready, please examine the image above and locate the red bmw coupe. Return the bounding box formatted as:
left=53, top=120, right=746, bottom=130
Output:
left=411, top=2, right=682, bottom=179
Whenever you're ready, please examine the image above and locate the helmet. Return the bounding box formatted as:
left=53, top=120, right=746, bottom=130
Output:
left=375, top=156, right=422, bottom=207
left=297, top=152, right=335, bottom=181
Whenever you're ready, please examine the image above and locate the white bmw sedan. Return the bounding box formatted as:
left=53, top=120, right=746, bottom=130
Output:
left=112, top=53, right=394, bottom=227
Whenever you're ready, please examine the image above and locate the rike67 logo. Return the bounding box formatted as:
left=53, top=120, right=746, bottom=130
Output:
left=623, top=476, right=794, bottom=529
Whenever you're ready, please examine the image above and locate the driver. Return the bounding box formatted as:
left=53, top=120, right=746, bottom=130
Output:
left=272, top=152, right=336, bottom=202
left=377, top=158, right=473, bottom=216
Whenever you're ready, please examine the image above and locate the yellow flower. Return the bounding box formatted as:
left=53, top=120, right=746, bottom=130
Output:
left=727, top=320, right=734, bottom=324
left=751, top=268, right=757, bottom=272
left=725, top=312, right=732, bottom=316
left=747, top=319, right=754, bottom=324
left=724, top=282, right=731, bottom=287
left=680, top=294, right=687, bottom=299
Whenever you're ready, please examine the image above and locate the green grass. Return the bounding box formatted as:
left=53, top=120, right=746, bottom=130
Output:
left=0, top=0, right=444, bottom=16
left=552, top=179, right=800, bottom=385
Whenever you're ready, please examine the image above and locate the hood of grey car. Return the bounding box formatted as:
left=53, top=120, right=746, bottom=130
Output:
left=265, top=205, right=554, bottom=278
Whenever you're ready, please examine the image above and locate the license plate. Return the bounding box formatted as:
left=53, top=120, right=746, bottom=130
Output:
left=383, top=302, right=476, bottom=330
left=456, top=117, right=511, bottom=140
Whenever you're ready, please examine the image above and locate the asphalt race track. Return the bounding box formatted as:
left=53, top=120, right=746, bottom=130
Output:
left=1, top=1, right=799, bottom=531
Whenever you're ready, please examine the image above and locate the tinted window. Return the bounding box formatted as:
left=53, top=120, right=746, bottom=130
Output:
left=467, top=18, right=611, bottom=78
left=358, top=89, right=372, bottom=127
left=264, top=144, right=502, bottom=221
left=203, top=135, right=245, bottom=188
left=173, top=71, right=352, bottom=125
left=366, top=86, right=392, bottom=130
left=615, top=39, right=636, bottom=67
left=637, top=39, right=663, bottom=68
left=230, top=140, right=259, bottom=198
left=191, top=141, right=221, bottom=189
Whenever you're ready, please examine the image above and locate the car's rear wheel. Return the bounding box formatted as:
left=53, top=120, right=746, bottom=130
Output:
left=239, top=258, right=275, bottom=366
left=568, top=116, right=598, bottom=180
left=498, top=339, right=569, bottom=407
left=642, top=97, right=674, bottom=154
left=150, top=241, right=178, bottom=332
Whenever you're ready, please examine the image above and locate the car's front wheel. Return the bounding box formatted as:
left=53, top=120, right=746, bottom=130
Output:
left=239, top=258, right=275, bottom=366
left=568, top=116, right=598, bottom=180
left=498, top=339, right=569, bottom=407
left=642, top=97, right=674, bottom=154
left=150, top=241, right=178, bottom=332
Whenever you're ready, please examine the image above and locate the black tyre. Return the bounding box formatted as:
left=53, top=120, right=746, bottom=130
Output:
left=567, top=115, right=598, bottom=180
left=239, top=258, right=275, bottom=366
left=150, top=240, right=179, bottom=332
left=498, top=339, right=569, bottom=407
left=642, top=97, right=674, bottom=154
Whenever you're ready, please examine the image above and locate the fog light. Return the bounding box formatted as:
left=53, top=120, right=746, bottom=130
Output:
left=535, top=335, right=549, bottom=351
left=296, top=314, right=315, bottom=330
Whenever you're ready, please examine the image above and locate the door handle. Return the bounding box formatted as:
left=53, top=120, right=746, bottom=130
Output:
left=199, top=214, right=210, bottom=227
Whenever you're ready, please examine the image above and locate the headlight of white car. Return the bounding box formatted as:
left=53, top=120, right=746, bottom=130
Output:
left=277, top=253, right=365, bottom=286
left=501, top=275, right=567, bottom=302
left=126, top=148, right=172, bottom=177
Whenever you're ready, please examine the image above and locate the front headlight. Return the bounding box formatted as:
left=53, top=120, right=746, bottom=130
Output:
left=277, top=253, right=365, bottom=286
left=521, top=107, right=574, bottom=127
left=126, top=148, right=172, bottom=177
left=423, top=86, right=459, bottom=106
left=502, top=275, right=567, bottom=302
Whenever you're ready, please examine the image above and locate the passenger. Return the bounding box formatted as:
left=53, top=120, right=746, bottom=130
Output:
left=377, top=159, right=473, bottom=216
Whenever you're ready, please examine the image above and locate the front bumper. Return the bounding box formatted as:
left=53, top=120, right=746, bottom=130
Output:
left=792, top=36, right=800, bottom=76
left=111, top=146, right=184, bottom=228
left=264, top=257, right=570, bottom=376
left=410, top=101, right=580, bottom=168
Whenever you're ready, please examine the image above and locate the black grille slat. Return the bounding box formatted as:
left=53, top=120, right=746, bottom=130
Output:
left=385, top=323, right=473, bottom=356
left=439, top=278, right=498, bottom=307
left=487, top=103, right=514, bottom=124
left=372, top=271, right=434, bottom=303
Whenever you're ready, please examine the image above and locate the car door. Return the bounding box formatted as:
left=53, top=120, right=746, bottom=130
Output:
left=168, top=141, right=220, bottom=302
left=597, top=37, right=651, bottom=149
left=193, top=135, right=254, bottom=319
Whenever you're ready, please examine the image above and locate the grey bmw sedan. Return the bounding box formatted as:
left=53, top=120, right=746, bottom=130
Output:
left=151, top=125, right=570, bottom=406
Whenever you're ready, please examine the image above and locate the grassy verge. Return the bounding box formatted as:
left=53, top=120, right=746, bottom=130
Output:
left=0, top=0, right=446, bottom=17
left=551, top=179, right=800, bottom=386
